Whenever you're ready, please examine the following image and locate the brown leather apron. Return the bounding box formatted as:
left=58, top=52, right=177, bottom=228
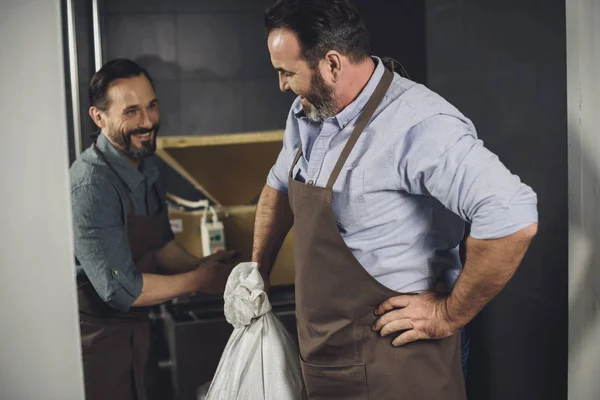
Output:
left=77, top=144, right=166, bottom=400
left=288, top=66, right=466, bottom=399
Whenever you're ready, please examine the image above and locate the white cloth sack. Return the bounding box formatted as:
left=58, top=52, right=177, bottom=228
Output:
left=203, top=262, right=303, bottom=400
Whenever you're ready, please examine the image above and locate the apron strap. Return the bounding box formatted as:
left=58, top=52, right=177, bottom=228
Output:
left=381, top=56, right=410, bottom=79
left=287, top=66, right=395, bottom=186
left=326, top=67, right=394, bottom=189
left=152, top=183, right=164, bottom=213
left=93, top=142, right=137, bottom=215
left=289, top=146, right=304, bottom=178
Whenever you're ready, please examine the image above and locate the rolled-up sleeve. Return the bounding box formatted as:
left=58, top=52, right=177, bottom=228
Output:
left=72, top=181, right=143, bottom=312
left=266, top=106, right=299, bottom=194
left=399, top=114, right=538, bottom=239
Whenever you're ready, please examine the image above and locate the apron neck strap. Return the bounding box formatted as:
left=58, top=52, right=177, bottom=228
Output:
left=93, top=142, right=137, bottom=214
left=325, top=67, right=394, bottom=189
left=289, top=146, right=304, bottom=179
left=287, top=67, right=394, bottom=186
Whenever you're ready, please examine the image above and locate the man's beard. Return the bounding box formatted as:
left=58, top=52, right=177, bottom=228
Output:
left=303, top=70, right=338, bottom=122
left=115, top=123, right=160, bottom=162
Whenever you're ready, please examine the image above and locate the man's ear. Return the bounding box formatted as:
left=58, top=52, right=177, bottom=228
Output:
left=89, top=106, right=106, bottom=130
left=324, top=51, right=343, bottom=83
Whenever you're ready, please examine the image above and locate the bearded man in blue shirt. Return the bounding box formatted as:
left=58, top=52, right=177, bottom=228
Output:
left=252, top=1, right=538, bottom=399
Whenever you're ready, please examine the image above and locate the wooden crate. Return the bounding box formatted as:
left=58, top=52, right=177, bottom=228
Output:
left=156, top=130, right=295, bottom=287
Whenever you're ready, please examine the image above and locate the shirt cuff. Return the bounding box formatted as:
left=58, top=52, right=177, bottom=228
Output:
left=106, top=270, right=143, bottom=312
left=266, top=172, right=289, bottom=194
left=469, top=204, right=538, bottom=240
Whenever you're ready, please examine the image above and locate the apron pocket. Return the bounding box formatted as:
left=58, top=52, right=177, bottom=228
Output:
left=300, top=359, right=368, bottom=400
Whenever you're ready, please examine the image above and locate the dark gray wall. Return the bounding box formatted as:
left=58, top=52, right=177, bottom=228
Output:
left=426, top=1, right=568, bottom=399
left=102, top=0, right=296, bottom=138
left=353, top=0, right=427, bottom=84
left=101, top=0, right=298, bottom=201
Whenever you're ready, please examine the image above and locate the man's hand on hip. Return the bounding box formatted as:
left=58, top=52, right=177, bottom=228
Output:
left=371, top=290, right=460, bottom=346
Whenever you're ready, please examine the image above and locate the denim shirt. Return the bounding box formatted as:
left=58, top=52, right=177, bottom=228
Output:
left=70, top=133, right=173, bottom=312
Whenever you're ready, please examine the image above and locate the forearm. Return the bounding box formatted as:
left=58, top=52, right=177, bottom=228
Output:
left=446, top=223, right=538, bottom=327
left=252, top=184, right=293, bottom=277
left=132, top=271, right=196, bottom=307
left=155, top=240, right=199, bottom=274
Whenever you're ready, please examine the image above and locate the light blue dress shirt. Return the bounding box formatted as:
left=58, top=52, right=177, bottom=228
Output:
left=267, top=57, right=538, bottom=293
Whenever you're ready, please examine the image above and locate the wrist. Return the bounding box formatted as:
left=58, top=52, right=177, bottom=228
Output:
left=184, top=267, right=204, bottom=294
left=257, top=264, right=270, bottom=276
left=251, top=256, right=270, bottom=277
left=443, top=295, right=467, bottom=330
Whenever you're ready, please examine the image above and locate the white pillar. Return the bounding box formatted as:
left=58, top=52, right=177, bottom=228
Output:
left=567, top=0, right=600, bottom=399
left=0, top=1, right=85, bottom=399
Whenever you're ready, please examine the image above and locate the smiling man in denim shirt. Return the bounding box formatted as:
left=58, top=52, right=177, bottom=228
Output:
left=70, top=59, right=238, bottom=400
left=252, top=1, right=538, bottom=398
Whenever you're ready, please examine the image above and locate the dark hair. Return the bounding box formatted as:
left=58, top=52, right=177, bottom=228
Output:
left=265, top=0, right=371, bottom=67
left=89, top=59, right=154, bottom=111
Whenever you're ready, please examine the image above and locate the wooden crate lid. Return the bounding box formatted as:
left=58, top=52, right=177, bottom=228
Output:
left=156, top=130, right=284, bottom=206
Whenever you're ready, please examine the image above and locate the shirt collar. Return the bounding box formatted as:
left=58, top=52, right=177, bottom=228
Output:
left=292, top=56, right=386, bottom=129
left=95, top=133, right=159, bottom=192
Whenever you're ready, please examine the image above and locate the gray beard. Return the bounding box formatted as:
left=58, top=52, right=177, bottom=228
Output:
left=304, top=69, right=338, bottom=122
left=304, top=100, right=338, bottom=122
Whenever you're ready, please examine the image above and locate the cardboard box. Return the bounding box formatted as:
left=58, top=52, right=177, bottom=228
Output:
left=156, top=130, right=295, bottom=287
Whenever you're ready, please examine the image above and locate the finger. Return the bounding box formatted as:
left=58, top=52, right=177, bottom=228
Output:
left=374, top=295, right=413, bottom=316
left=372, top=309, right=410, bottom=331
left=379, top=319, right=413, bottom=337
left=218, top=250, right=240, bottom=260
left=207, top=250, right=240, bottom=262
left=392, top=329, right=422, bottom=346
